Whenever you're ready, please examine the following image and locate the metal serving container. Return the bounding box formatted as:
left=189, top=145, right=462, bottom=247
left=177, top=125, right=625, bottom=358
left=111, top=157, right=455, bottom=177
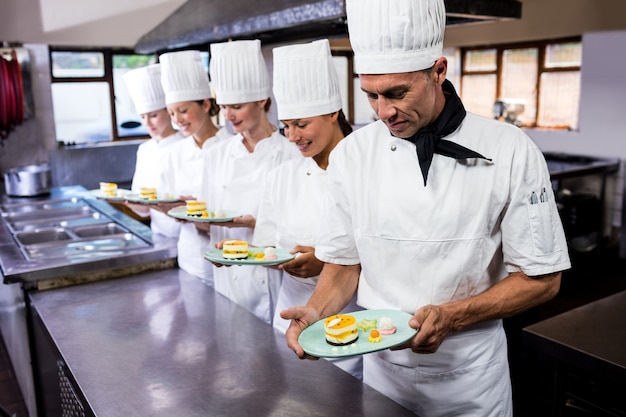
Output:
left=3, top=163, right=52, bottom=197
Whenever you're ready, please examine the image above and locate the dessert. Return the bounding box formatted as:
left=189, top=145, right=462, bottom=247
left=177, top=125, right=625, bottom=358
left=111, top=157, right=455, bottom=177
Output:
left=140, top=187, right=157, bottom=200
left=378, top=316, right=397, bottom=335
left=99, top=182, right=118, bottom=197
left=186, top=200, right=207, bottom=217
left=324, top=314, right=358, bottom=345
left=214, top=209, right=226, bottom=218
left=223, top=240, right=249, bottom=259
left=263, top=247, right=278, bottom=260
left=368, top=329, right=383, bottom=343
left=357, top=318, right=377, bottom=331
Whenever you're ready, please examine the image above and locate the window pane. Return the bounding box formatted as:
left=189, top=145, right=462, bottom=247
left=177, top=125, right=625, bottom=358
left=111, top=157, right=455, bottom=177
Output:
left=545, top=42, right=582, bottom=68
left=113, top=54, right=156, bottom=138
left=463, top=49, right=496, bottom=72
left=51, top=51, right=104, bottom=78
left=51, top=82, right=112, bottom=143
left=500, top=48, right=538, bottom=125
left=461, top=74, right=497, bottom=118
left=538, top=71, right=580, bottom=129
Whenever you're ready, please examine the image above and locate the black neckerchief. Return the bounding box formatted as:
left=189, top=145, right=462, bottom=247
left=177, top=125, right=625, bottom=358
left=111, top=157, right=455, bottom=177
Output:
left=405, top=79, right=491, bottom=186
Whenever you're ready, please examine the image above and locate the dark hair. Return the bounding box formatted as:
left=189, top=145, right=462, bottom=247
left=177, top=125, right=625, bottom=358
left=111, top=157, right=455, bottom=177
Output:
left=264, top=97, right=272, bottom=113
left=195, top=98, right=221, bottom=117
left=336, top=110, right=353, bottom=137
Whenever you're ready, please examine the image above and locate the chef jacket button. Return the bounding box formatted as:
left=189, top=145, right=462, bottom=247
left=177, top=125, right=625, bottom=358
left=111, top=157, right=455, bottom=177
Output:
left=306, top=170, right=311, bottom=176
left=390, top=144, right=397, bottom=151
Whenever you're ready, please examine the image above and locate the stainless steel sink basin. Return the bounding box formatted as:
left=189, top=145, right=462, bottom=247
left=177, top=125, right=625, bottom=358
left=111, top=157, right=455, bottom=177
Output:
left=2, top=197, right=152, bottom=261
left=1, top=198, right=101, bottom=233
left=72, top=223, right=126, bottom=238
left=15, top=228, right=72, bottom=245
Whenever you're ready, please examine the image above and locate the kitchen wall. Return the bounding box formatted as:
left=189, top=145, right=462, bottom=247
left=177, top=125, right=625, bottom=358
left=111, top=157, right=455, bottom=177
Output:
left=0, top=44, right=140, bottom=190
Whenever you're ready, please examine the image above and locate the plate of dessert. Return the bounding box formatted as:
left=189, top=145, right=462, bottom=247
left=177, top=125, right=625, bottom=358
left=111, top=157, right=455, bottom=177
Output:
left=89, top=183, right=138, bottom=201
left=204, top=241, right=296, bottom=266
left=167, top=201, right=240, bottom=222
left=298, top=309, right=418, bottom=358
left=125, top=187, right=180, bottom=204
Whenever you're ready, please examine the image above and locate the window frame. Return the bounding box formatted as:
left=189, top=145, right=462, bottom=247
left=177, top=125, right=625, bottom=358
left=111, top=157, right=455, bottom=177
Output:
left=49, top=46, right=159, bottom=142
left=460, top=36, right=582, bottom=129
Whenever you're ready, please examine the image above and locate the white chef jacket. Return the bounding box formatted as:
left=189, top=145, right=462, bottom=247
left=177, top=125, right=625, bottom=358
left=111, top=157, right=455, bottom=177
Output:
left=131, top=131, right=185, bottom=238
left=199, top=131, right=300, bottom=323
left=316, top=115, right=571, bottom=416
left=160, top=128, right=229, bottom=285
left=252, top=156, right=363, bottom=378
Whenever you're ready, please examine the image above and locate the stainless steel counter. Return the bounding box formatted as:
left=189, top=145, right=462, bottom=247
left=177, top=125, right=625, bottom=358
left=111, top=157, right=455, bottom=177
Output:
left=29, top=268, right=417, bottom=416
left=0, top=185, right=177, bottom=286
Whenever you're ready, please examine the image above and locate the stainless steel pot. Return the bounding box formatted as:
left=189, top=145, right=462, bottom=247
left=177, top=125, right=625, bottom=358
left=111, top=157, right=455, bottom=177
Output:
left=3, top=164, right=51, bottom=197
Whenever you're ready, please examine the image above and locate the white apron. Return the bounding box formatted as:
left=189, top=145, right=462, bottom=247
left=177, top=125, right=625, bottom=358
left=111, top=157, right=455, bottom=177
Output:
left=131, top=131, right=185, bottom=237
left=160, top=130, right=228, bottom=284
left=316, top=117, right=571, bottom=415
left=201, top=131, right=299, bottom=323
left=253, top=157, right=362, bottom=378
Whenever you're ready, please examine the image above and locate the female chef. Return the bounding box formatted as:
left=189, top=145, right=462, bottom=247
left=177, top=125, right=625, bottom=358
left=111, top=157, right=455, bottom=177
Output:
left=195, top=39, right=299, bottom=323
left=122, top=64, right=184, bottom=238
left=156, top=50, right=228, bottom=286
left=252, top=39, right=362, bottom=379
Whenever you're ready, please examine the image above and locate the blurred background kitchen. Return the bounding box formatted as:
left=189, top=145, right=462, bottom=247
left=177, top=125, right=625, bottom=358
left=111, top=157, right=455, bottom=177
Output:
left=1, top=1, right=625, bottom=416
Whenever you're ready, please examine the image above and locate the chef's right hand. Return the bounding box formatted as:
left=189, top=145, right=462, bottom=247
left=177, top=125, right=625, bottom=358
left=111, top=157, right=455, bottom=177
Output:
left=280, top=306, right=320, bottom=360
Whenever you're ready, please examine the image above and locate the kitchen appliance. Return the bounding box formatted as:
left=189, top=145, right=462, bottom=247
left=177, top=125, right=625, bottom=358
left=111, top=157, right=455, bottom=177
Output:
left=3, top=163, right=51, bottom=197
left=493, top=98, right=525, bottom=127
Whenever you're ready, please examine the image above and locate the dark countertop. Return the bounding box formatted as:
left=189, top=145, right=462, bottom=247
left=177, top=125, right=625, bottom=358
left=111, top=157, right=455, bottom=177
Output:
left=523, top=290, right=626, bottom=383
left=543, top=152, right=620, bottom=180
left=29, top=268, right=416, bottom=417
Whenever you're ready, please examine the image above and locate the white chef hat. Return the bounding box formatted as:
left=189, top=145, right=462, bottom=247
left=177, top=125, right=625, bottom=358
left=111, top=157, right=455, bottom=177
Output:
left=123, top=64, right=165, bottom=114
left=272, top=39, right=342, bottom=120
left=346, top=0, right=446, bottom=74
left=159, top=50, right=213, bottom=105
left=209, top=40, right=271, bottom=105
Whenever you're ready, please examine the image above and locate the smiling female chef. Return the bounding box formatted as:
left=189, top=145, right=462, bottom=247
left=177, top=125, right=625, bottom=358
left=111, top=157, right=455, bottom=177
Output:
left=195, top=39, right=299, bottom=323
left=122, top=64, right=184, bottom=238
left=156, top=50, right=229, bottom=286
left=280, top=0, right=571, bottom=415
left=251, top=39, right=363, bottom=378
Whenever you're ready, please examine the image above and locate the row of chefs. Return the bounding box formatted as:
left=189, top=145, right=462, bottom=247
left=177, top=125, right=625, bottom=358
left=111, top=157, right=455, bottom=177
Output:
left=115, top=1, right=572, bottom=416
left=121, top=39, right=363, bottom=373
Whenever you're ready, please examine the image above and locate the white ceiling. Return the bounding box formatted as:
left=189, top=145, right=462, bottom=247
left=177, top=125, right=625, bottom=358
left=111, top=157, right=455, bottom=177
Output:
left=0, top=0, right=186, bottom=47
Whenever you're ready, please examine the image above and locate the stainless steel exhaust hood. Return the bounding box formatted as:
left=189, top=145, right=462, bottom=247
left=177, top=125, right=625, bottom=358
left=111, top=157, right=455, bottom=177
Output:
left=135, top=0, right=522, bottom=53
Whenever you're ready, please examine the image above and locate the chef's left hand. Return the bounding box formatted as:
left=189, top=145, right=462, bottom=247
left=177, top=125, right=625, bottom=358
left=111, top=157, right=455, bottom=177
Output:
left=278, top=246, right=324, bottom=278
left=210, top=214, right=256, bottom=229
left=392, top=304, right=453, bottom=354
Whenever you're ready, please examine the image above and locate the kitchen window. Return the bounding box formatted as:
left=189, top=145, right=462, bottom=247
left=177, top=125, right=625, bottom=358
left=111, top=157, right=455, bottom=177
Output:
left=50, top=48, right=157, bottom=144
left=49, top=48, right=210, bottom=145
left=460, top=38, right=582, bottom=130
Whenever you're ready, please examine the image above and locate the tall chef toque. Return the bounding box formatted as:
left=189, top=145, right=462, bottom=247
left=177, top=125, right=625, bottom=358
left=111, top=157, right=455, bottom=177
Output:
left=159, top=50, right=213, bottom=105
left=123, top=64, right=165, bottom=114
left=347, top=0, right=491, bottom=186
left=272, top=39, right=342, bottom=120
left=210, top=40, right=271, bottom=105
left=346, top=0, right=446, bottom=74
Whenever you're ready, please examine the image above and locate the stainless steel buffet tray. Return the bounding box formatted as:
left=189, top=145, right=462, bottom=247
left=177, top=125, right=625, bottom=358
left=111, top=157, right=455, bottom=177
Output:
left=0, top=186, right=177, bottom=286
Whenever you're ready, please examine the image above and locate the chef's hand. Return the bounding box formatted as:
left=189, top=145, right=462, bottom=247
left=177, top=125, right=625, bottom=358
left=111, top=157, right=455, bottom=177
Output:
left=208, top=239, right=233, bottom=268
left=153, top=198, right=186, bottom=215
left=194, top=222, right=211, bottom=232
left=122, top=201, right=150, bottom=215
left=278, top=246, right=324, bottom=278
left=392, top=304, right=452, bottom=354
left=281, top=306, right=321, bottom=360
left=209, top=214, right=256, bottom=229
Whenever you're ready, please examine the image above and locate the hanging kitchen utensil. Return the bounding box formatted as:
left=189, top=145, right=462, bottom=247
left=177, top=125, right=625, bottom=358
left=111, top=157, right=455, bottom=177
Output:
left=0, top=47, right=26, bottom=142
